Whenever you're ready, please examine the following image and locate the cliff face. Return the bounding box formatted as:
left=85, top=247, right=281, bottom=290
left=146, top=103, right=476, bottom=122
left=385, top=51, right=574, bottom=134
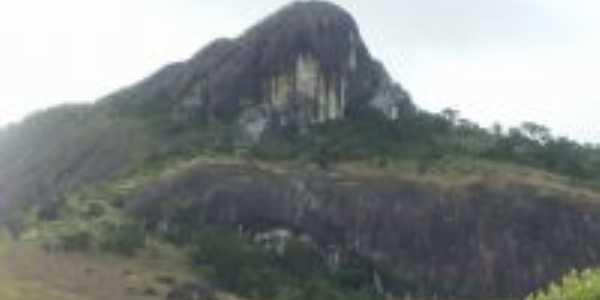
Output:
left=103, top=1, right=414, bottom=141
left=129, top=163, right=600, bottom=299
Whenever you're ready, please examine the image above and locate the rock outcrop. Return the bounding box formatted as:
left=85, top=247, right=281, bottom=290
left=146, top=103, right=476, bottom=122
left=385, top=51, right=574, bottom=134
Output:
left=130, top=163, right=600, bottom=299
left=103, top=1, right=414, bottom=142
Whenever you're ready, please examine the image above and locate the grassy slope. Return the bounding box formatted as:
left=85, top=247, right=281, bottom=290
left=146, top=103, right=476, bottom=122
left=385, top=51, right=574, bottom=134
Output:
left=339, top=156, right=600, bottom=203
left=0, top=229, right=195, bottom=300
left=114, top=152, right=600, bottom=205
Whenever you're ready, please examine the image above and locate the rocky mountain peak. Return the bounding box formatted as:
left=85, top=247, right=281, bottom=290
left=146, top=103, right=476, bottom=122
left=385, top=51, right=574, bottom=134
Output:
left=240, top=0, right=361, bottom=75
left=104, top=1, right=414, bottom=142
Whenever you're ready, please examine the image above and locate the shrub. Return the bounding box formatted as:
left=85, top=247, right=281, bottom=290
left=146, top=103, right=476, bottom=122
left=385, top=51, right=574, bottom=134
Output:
left=189, top=229, right=386, bottom=300
left=527, top=269, right=600, bottom=300
left=100, top=222, right=146, bottom=255
left=84, top=202, right=106, bottom=218
left=190, top=230, right=272, bottom=292
left=59, top=229, right=93, bottom=251
left=299, top=280, right=344, bottom=300
left=280, top=239, right=323, bottom=278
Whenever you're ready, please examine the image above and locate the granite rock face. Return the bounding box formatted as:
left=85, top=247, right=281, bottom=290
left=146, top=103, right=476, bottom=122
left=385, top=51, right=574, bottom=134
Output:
left=104, top=1, right=414, bottom=142
left=130, top=164, right=600, bottom=299
left=0, top=1, right=415, bottom=219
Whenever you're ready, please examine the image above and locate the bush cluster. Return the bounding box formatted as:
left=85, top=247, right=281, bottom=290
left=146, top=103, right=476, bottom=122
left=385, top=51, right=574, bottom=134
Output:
left=189, top=229, right=384, bottom=300
left=250, top=109, right=600, bottom=182
left=528, top=269, right=600, bottom=300
left=99, top=222, right=146, bottom=256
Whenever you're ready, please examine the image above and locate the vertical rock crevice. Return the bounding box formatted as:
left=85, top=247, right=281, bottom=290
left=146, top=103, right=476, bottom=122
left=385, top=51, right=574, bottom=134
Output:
left=101, top=1, right=416, bottom=142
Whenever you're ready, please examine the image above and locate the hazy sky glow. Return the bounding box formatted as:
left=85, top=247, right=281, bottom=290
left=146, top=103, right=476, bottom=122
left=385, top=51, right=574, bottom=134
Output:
left=1, top=0, right=598, bottom=142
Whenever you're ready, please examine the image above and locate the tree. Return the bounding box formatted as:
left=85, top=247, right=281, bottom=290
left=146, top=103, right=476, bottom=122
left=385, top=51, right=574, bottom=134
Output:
left=440, top=108, right=460, bottom=126
left=100, top=222, right=146, bottom=256
left=491, top=122, right=503, bottom=137
left=521, top=122, right=552, bottom=144
left=527, top=269, right=600, bottom=300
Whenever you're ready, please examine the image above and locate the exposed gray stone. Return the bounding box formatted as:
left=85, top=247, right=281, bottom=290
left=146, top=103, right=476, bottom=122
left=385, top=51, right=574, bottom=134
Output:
left=237, top=106, right=270, bottom=144
left=101, top=1, right=415, bottom=140
left=369, top=77, right=412, bottom=120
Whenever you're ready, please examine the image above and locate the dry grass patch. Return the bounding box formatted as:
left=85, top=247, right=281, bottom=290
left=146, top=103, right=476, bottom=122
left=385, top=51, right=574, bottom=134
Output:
left=0, top=236, right=193, bottom=300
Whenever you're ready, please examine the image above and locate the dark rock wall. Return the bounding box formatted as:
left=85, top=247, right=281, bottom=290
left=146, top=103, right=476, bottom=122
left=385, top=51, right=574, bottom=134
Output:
left=129, top=164, right=600, bottom=299
left=100, top=1, right=414, bottom=133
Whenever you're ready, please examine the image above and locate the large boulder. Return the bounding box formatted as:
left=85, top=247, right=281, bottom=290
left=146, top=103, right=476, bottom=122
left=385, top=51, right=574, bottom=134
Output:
left=102, top=1, right=414, bottom=141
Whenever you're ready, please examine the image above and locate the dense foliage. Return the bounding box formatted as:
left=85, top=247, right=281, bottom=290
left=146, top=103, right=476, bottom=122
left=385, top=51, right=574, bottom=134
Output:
left=527, top=269, right=600, bottom=300
left=34, top=191, right=147, bottom=256
left=252, top=108, right=600, bottom=182
left=189, top=228, right=385, bottom=300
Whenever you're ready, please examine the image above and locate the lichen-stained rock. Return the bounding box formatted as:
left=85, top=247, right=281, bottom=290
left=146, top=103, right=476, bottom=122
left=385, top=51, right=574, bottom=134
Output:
left=101, top=1, right=415, bottom=141
left=129, top=163, right=600, bottom=299
left=370, top=74, right=413, bottom=121
left=236, top=105, right=270, bottom=144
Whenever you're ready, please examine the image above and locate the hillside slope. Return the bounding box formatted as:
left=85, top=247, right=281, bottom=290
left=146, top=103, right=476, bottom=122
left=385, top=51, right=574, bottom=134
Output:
left=124, top=157, right=600, bottom=298
left=0, top=230, right=196, bottom=300
left=2, top=1, right=600, bottom=300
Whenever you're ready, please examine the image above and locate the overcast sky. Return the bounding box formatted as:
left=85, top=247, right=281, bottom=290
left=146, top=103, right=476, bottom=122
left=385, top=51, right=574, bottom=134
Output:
left=0, top=0, right=598, bottom=142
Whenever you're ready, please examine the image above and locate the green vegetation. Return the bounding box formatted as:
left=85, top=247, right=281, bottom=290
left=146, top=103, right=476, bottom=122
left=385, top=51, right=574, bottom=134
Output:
left=2, top=1, right=598, bottom=297
left=0, top=239, right=194, bottom=300
left=32, top=187, right=147, bottom=255
left=8, top=153, right=389, bottom=299
left=3, top=99, right=600, bottom=300
left=99, top=222, right=146, bottom=255
left=251, top=108, right=600, bottom=185
left=189, top=228, right=385, bottom=300
left=6, top=124, right=598, bottom=300
left=527, top=269, right=600, bottom=300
